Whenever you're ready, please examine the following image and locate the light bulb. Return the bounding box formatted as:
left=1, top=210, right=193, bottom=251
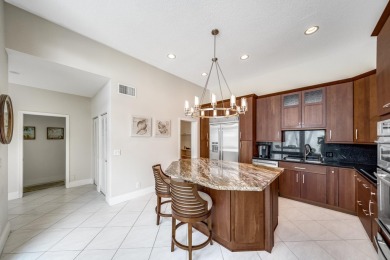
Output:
left=213, top=110, right=217, bottom=117
left=185, top=100, right=189, bottom=109
left=230, top=95, right=236, bottom=107
left=194, top=96, right=199, bottom=106
left=211, top=93, right=216, bottom=105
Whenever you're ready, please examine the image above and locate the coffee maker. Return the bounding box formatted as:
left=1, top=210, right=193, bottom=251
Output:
left=258, top=144, right=271, bottom=159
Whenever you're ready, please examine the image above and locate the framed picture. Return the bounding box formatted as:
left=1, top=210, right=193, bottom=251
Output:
left=47, top=127, right=64, bottom=140
left=155, top=119, right=171, bottom=137
left=131, top=116, right=152, bottom=137
left=23, top=126, right=35, bottom=140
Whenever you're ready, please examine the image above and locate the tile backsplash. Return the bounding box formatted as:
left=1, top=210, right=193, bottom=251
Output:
left=323, top=143, right=377, bottom=165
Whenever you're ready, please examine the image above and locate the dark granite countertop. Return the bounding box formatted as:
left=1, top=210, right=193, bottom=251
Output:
left=252, top=157, right=377, bottom=185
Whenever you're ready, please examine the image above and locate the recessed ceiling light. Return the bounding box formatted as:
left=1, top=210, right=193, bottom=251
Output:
left=201, top=72, right=208, bottom=76
left=240, top=54, right=249, bottom=60
left=305, top=26, right=319, bottom=35
left=167, top=53, right=176, bottom=59
left=9, top=71, right=20, bottom=75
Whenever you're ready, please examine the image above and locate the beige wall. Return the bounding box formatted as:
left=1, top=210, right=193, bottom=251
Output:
left=23, top=115, right=66, bottom=186
left=5, top=4, right=203, bottom=202
left=8, top=84, right=91, bottom=195
left=0, top=0, right=9, bottom=253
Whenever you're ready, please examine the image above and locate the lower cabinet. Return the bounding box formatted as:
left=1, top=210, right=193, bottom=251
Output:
left=300, top=171, right=326, bottom=204
left=279, top=169, right=300, bottom=199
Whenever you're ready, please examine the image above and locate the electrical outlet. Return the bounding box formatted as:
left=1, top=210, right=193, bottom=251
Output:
left=136, top=182, right=140, bottom=188
left=326, top=152, right=333, bottom=157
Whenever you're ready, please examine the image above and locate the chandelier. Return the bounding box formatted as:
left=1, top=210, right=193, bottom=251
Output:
left=184, top=29, right=247, bottom=118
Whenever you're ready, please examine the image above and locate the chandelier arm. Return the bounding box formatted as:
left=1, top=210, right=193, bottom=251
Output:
left=215, top=62, right=224, bottom=108
left=216, top=61, right=233, bottom=96
left=199, top=61, right=215, bottom=106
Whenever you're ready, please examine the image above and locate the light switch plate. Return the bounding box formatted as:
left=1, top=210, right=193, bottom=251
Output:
left=113, top=149, right=121, bottom=156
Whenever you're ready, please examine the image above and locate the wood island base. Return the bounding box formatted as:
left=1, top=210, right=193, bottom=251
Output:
left=195, top=178, right=279, bottom=252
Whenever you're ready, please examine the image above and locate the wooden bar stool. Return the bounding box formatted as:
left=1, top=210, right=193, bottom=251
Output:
left=152, top=164, right=172, bottom=225
left=170, top=177, right=213, bottom=260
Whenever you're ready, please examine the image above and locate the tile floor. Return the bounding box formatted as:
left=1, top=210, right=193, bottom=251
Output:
left=1, top=184, right=377, bottom=260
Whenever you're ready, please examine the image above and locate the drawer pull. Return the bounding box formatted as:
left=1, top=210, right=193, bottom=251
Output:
left=362, top=184, right=370, bottom=189
left=296, top=173, right=298, bottom=183
left=357, top=178, right=361, bottom=183
left=329, top=130, right=332, bottom=140
left=383, top=102, right=390, bottom=108
left=294, top=167, right=306, bottom=170
left=362, top=209, right=370, bottom=216
left=302, top=174, right=305, bottom=184
left=371, top=192, right=376, bottom=196
left=357, top=200, right=362, bottom=206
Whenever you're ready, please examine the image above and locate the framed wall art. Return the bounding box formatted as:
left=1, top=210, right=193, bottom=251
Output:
left=23, top=126, right=35, bottom=140
left=131, top=116, right=152, bottom=137
left=154, top=119, right=171, bottom=137
left=47, top=127, right=64, bottom=140
left=0, top=94, right=14, bottom=144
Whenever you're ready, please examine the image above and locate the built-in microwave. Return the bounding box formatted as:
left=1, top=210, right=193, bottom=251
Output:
left=378, top=119, right=390, bottom=137
left=377, top=119, right=390, bottom=172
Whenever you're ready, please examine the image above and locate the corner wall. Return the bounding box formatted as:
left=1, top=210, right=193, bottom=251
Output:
left=0, top=0, right=10, bottom=253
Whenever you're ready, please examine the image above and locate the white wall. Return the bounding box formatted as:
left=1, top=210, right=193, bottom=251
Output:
left=8, top=84, right=92, bottom=196
left=23, top=115, right=65, bottom=186
left=0, top=0, right=9, bottom=254
left=4, top=4, right=203, bottom=203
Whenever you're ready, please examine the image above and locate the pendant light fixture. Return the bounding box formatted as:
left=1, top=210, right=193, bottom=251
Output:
left=184, top=29, right=247, bottom=118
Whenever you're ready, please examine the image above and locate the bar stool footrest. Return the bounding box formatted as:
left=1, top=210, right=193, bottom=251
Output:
left=155, top=199, right=172, bottom=218
left=172, top=221, right=212, bottom=252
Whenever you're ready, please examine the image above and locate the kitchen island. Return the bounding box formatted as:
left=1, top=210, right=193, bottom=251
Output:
left=165, top=158, right=283, bottom=252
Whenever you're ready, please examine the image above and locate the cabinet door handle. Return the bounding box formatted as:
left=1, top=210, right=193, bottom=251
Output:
left=207, top=133, right=208, bottom=140
left=357, top=178, right=361, bottom=183
left=329, top=130, right=332, bottom=140
left=357, top=200, right=362, bottom=206
left=277, top=131, right=280, bottom=138
left=355, top=129, right=358, bottom=140
left=240, top=132, right=242, bottom=139
left=369, top=200, right=374, bottom=216
left=302, top=174, right=305, bottom=184
left=362, top=209, right=370, bottom=216
left=294, top=167, right=306, bottom=170
left=371, top=192, right=376, bottom=196
left=362, top=184, right=370, bottom=189
left=331, top=170, right=334, bottom=173
left=296, top=173, right=298, bottom=183
left=383, top=102, right=390, bottom=108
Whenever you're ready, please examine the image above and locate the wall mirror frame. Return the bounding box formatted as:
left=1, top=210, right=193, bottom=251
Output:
left=0, top=94, right=14, bottom=144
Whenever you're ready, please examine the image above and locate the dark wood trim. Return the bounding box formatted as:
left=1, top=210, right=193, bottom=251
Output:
left=372, top=2, right=390, bottom=36
left=257, top=70, right=376, bottom=99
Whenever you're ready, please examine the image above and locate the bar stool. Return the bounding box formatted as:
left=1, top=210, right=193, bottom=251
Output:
left=170, top=177, right=213, bottom=260
left=152, top=164, right=172, bottom=225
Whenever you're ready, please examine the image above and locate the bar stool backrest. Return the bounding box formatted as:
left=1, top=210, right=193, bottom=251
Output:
left=170, top=177, right=208, bottom=219
left=152, top=164, right=170, bottom=195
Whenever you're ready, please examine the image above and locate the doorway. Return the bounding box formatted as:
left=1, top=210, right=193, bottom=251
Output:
left=18, top=111, right=70, bottom=197
left=178, top=118, right=198, bottom=159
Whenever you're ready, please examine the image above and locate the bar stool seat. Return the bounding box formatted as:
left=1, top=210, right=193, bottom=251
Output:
left=152, top=164, right=172, bottom=225
left=170, top=177, right=213, bottom=260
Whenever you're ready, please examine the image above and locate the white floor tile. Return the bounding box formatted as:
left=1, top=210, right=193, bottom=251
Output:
left=106, top=212, right=140, bottom=227
left=285, top=241, right=334, bottom=260
left=112, top=248, right=152, bottom=260
left=20, top=214, right=68, bottom=230
left=50, top=213, right=94, bottom=228
left=3, top=229, right=44, bottom=253
left=37, top=250, right=80, bottom=260
left=133, top=211, right=159, bottom=226
left=258, top=242, right=298, bottom=260
left=279, top=207, right=312, bottom=221
left=149, top=246, right=187, bottom=260
left=317, top=240, right=376, bottom=260
left=275, top=220, right=310, bottom=241
left=0, top=252, right=43, bottom=260
left=79, top=212, right=116, bottom=228
left=220, top=246, right=261, bottom=260
left=75, top=249, right=116, bottom=260
left=317, top=219, right=369, bottom=240
left=345, top=239, right=378, bottom=259
left=121, top=226, right=159, bottom=248
left=49, top=227, right=102, bottom=251
left=86, top=227, right=130, bottom=250
left=191, top=241, right=223, bottom=260
left=292, top=220, right=340, bottom=241
left=9, top=215, right=44, bottom=231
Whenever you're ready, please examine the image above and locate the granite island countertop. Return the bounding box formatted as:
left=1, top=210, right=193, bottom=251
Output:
left=165, top=158, right=284, bottom=191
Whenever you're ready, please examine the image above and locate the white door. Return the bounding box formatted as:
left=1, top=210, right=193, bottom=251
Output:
left=93, top=117, right=99, bottom=186
left=101, top=114, right=108, bottom=195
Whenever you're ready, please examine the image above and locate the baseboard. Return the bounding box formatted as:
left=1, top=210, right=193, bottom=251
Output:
left=67, top=178, right=93, bottom=188
left=8, top=191, right=19, bottom=201
left=0, top=222, right=10, bottom=254
left=24, top=176, right=64, bottom=187
left=107, top=186, right=154, bottom=205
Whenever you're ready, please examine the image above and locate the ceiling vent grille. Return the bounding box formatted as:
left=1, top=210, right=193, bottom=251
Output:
left=118, top=84, right=136, bottom=97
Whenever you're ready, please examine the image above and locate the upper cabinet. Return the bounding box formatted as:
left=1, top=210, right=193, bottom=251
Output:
left=256, top=95, right=281, bottom=142
left=281, top=88, right=326, bottom=130
left=326, top=82, right=354, bottom=143
left=238, top=96, right=256, bottom=141
left=353, top=74, right=378, bottom=143
left=377, top=15, right=390, bottom=116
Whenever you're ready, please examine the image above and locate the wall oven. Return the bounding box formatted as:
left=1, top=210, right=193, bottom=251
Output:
left=377, top=119, right=390, bottom=259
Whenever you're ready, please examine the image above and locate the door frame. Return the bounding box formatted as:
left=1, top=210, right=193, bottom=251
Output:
left=93, top=116, right=99, bottom=190
left=178, top=118, right=199, bottom=159
left=18, top=111, right=70, bottom=198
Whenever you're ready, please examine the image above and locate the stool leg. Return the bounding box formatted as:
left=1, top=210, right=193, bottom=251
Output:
left=156, top=196, right=161, bottom=225
left=188, top=223, right=192, bottom=260
left=208, top=216, right=213, bottom=245
left=171, top=217, right=176, bottom=252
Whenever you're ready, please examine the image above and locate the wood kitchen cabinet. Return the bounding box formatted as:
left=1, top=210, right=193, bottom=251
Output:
left=326, top=167, right=339, bottom=206
left=239, top=140, right=253, bottom=164
left=200, top=105, right=210, bottom=158
left=376, top=14, right=390, bottom=116
left=279, top=169, right=301, bottom=199
left=326, top=82, right=354, bottom=143
left=256, top=95, right=281, bottom=142
left=238, top=95, right=256, bottom=141
left=281, top=88, right=325, bottom=130
left=300, top=171, right=326, bottom=204
left=354, top=74, right=378, bottom=144
left=338, top=168, right=356, bottom=213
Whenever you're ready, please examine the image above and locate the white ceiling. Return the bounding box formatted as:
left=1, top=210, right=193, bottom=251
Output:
left=5, top=0, right=389, bottom=96
left=7, top=49, right=109, bottom=97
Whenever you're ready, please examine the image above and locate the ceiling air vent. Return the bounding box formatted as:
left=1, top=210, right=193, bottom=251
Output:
left=118, top=84, right=136, bottom=97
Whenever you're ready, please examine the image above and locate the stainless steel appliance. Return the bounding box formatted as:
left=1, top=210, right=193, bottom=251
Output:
left=209, top=121, right=239, bottom=162
left=258, top=144, right=271, bottom=159
left=252, top=158, right=279, bottom=168
left=376, top=119, right=390, bottom=259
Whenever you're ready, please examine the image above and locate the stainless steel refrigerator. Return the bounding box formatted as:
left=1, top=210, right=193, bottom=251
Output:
left=209, top=121, right=239, bottom=162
